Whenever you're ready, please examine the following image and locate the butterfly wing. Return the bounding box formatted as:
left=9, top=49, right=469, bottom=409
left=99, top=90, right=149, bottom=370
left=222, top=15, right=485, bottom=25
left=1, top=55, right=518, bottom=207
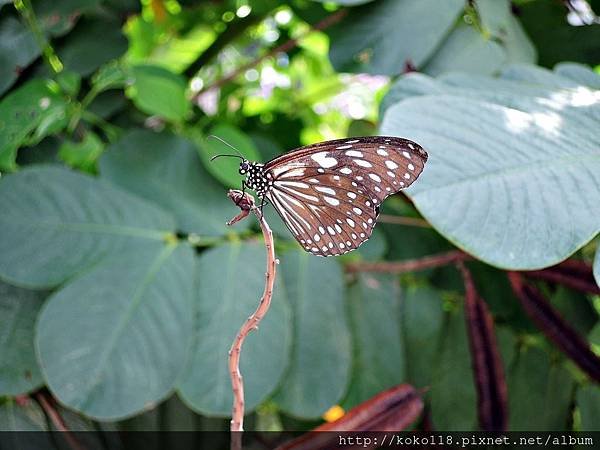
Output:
left=264, top=136, right=428, bottom=256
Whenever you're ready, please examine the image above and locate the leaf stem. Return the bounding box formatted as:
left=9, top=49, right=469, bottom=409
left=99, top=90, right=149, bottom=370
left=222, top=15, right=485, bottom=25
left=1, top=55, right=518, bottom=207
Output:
left=346, top=249, right=470, bottom=273
left=14, top=0, right=64, bottom=74
left=34, top=391, right=85, bottom=450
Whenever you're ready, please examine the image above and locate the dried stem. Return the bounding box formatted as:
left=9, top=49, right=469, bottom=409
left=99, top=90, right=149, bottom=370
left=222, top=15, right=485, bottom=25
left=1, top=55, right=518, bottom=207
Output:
left=226, top=190, right=277, bottom=450
left=346, top=249, right=470, bottom=274
left=34, top=391, right=84, bottom=450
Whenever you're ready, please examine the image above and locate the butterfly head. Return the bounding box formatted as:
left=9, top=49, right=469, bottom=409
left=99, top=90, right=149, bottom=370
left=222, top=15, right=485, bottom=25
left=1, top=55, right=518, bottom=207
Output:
left=238, top=160, right=250, bottom=175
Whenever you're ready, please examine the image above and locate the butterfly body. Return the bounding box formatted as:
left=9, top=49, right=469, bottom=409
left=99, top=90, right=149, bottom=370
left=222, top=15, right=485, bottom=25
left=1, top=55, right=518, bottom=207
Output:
left=236, top=136, right=428, bottom=257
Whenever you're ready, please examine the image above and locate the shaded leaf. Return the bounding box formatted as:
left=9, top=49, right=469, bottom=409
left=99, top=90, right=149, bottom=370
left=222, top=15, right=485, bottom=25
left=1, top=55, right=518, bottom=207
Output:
left=0, top=80, right=67, bottom=171
left=0, top=281, right=45, bottom=395
left=100, top=130, right=241, bottom=236
left=401, top=285, right=444, bottom=388
left=343, top=274, right=404, bottom=409
left=177, top=242, right=291, bottom=416
left=576, top=385, right=600, bottom=431
left=327, top=0, right=465, bottom=75
left=380, top=71, right=600, bottom=269
left=0, top=166, right=174, bottom=288
left=429, top=303, right=477, bottom=430
left=56, top=17, right=127, bottom=76
left=33, top=0, right=101, bottom=37
left=0, top=399, right=48, bottom=433
left=476, top=0, right=536, bottom=64
left=196, top=124, right=262, bottom=188
left=594, top=245, right=600, bottom=288
left=0, top=16, right=39, bottom=96
left=128, top=65, right=189, bottom=122
left=549, top=286, right=598, bottom=336
left=423, top=25, right=506, bottom=76
left=36, top=244, right=195, bottom=420
left=508, top=273, right=600, bottom=382
left=507, top=346, right=574, bottom=430
left=274, top=250, right=351, bottom=418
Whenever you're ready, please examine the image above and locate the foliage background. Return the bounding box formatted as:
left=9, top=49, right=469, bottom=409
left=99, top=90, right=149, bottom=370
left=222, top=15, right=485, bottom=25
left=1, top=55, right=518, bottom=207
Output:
left=0, top=0, right=599, bottom=438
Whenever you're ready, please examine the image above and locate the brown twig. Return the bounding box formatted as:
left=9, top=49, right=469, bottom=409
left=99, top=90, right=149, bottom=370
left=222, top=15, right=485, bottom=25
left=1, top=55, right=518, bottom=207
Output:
left=377, top=214, right=431, bottom=228
left=345, top=249, right=470, bottom=274
left=226, top=190, right=277, bottom=450
left=34, top=391, right=84, bottom=450
left=194, top=9, right=348, bottom=99
left=525, top=259, right=600, bottom=295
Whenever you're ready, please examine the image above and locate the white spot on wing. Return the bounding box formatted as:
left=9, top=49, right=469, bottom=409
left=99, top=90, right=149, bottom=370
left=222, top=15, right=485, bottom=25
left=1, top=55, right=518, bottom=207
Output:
left=340, top=167, right=352, bottom=175
left=336, top=145, right=353, bottom=150
left=385, top=160, right=398, bottom=169
left=402, top=151, right=411, bottom=159
left=369, top=173, right=381, bottom=182
left=354, top=159, right=372, bottom=168
left=311, top=152, right=337, bottom=168
left=346, top=150, right=363, bottom=157
left=347, top=192, right=357, bottom=199
left=315, top=186, right=336, bottom=195
left=324, top=196, right=340, bottom=206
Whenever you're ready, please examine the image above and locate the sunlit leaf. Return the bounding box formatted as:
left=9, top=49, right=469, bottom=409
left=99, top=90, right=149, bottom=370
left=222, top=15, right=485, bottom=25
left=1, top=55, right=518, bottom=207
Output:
left=58, top=131, right=104, bottom=172
left=0, top=80, right=67, bottom=171
left=380, top=68, right=600, bottom=269
left=37, top=244, right=195, bottom=420
left=177, top=242, right=291, bottom=416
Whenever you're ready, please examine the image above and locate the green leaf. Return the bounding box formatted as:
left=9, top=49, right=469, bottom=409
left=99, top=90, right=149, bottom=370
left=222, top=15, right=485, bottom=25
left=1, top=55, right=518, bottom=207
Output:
left=577, top=385, right=600, bottom=431
left=59, top=131, right=104, bottom=172
left=100, top=129, right=241, bottom=236
left=0, top=16, right=39, bottom=96
left=549, top=286, right=598, bottom=336
left=177, top=242, right=291, bottom=416
left=508, top=346, right=575, bottom=430
left=55, top=70, right=81, bottom=97
left=476, top=0, right=536, bottom=64
left=343, top=274, right=404, bottom=409
left=0, top=166, right=174, bottom=288
left=312, top=0, right=374, bottom=4
left=0, top=281, right=45, bottom=395
left=36, top=243, right=195, bottom=420
left=429, top=305, right=477, bottom=430
left=401, top=285, right=444, bottom=388
left=128, top=65, right=190, bottom=122
left=423, top=25, right=506, bottom=76
left=0, top=400, right=48, bottom=432
left=274, top=250, right=351, bottom=418
left=91, top=62, right=130, bottom=93
left=56, top=17, right=127, bottom=76
left=555, top=62, right=600, bottom=89
left=196, top=124, right=262, bottom=188
left=0, top=80, right=67, bottom=171
left=327, top=0, right=465, bottom=75
left=33, top=0, right=102, bottom=37
left=380, top=72, right=600, bottom=269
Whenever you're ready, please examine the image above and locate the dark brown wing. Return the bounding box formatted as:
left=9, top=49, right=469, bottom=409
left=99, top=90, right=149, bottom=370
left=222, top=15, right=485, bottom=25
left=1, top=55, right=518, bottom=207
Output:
left=264, top=136, right=428, bottom=257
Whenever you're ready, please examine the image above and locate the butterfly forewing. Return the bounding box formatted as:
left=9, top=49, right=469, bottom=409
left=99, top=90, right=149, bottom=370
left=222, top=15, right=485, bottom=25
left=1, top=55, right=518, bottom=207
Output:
left=263, top=136, right=428, bottom=257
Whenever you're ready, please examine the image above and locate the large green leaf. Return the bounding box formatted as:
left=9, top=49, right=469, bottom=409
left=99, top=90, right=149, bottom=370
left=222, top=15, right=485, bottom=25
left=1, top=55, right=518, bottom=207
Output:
left=0, top=80, right=67, bottom=171
left=0, top=166, right=174, bottom=288
left=507, top=346, right=574, bottom=430
left=401, top=285, right=444, bottom=388
left=327, top=0, right=465, bottom=75
left=177, top=242, right=291, bottom=416
left=0, top=17, right=39, bottom=96
left=274, top=250, right=351, bottom=418
left=100, top=130, right=240, bottom=236
left=380, top=69, right=600, bottom=269
left=128, top=65, right=190, bottom=122
left=423, top=25, right=506, bottom=76
left=429, top=305, right=477, bottom=430
left=0, top=281, right=45, bottom=395
left=36, top=243, right=195, bottom=420
left=343, top=273, right=404, bottom=409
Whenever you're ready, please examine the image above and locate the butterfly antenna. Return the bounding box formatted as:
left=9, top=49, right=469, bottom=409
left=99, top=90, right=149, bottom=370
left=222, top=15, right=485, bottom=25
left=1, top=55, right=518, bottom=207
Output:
left=210, top=153, right=244, bottom=161
left=207, top=135, right=245, bottom=162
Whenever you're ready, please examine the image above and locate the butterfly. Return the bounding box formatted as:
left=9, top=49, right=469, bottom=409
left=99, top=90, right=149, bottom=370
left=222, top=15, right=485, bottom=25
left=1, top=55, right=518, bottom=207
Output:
left=213, top=136, right=427, bottom=257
